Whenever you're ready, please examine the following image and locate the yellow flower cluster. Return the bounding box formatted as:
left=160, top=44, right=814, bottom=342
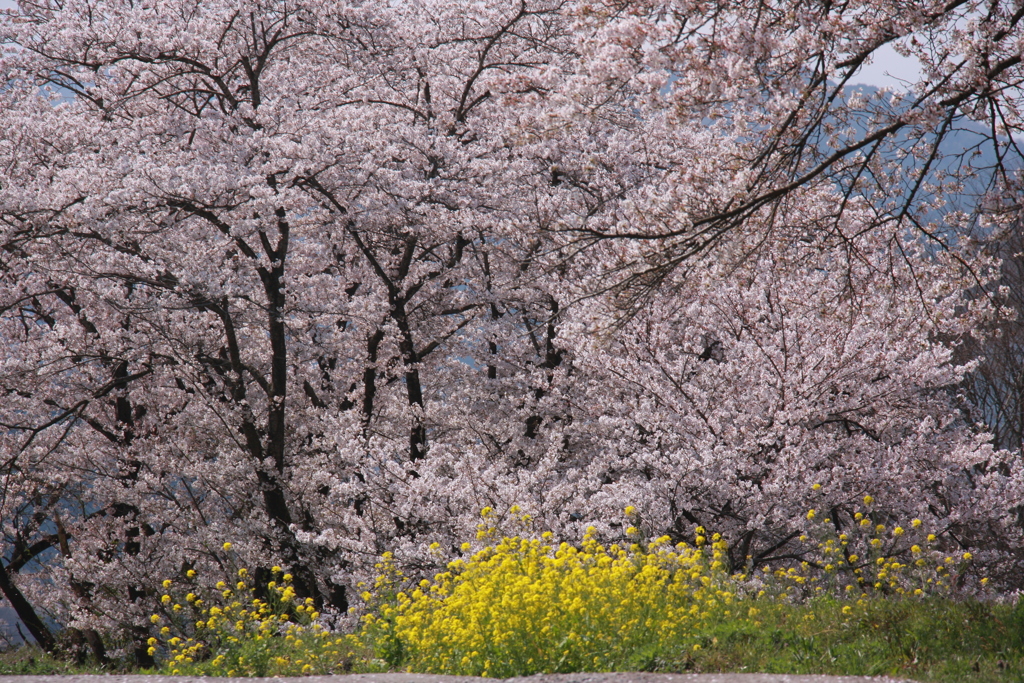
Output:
left=146, top=565, right=360, bottom=677
left=359, top=527, right=744, bottom=677
left=777, top=491, right=988, bottom=600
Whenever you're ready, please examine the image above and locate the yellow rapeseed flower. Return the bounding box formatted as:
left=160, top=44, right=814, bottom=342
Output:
left=355, top=530, right=746, bottom=677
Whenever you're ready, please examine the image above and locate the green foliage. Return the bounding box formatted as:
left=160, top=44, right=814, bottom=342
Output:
left=9, top=593, right=1023, bottom=681
left=0, top=645, right=105, bottom=675
left=688, top=597, right=1024, bottom=682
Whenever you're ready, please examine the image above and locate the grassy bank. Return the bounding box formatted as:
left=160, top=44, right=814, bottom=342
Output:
left=671, top=597, right=1024, bottom=682
left=3, top=597, right=1023, bottom=681
left=0, top=645, right=107, bottom=676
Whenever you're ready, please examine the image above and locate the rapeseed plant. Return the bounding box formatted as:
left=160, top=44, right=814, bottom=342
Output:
left=357, top=524, right=746, bottom=677
left=146, top=562, right=364, bottom=676
left=773, top=493, right=990, bottom=605
left=141, top=498, right=996, bottom=678
left=356, top=500, right=994, bottom=677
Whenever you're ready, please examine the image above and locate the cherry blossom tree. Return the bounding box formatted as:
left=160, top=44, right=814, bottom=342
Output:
left=0, top=0, right=1022, bottom=660
left=559, top=0, right=1024, bottom=299
left=958, top=218, right=1024, bottom=453
left=0, top=0, right=594, bottom=654
left=556, top=193, right=1023, bottom=576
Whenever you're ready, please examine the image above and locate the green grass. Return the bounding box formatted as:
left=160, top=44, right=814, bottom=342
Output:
left=670, top=598, right=1024, bottom=682
left=3, top=597, right=1023, bottom=680
left=0, top=644, right=108, bottom=675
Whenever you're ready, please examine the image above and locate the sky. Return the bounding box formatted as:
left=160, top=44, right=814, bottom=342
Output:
left=852, top=43, right=924, bottom=90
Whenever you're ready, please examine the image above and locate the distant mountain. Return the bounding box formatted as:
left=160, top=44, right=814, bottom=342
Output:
left=841, top=84, right=1010, bottom=228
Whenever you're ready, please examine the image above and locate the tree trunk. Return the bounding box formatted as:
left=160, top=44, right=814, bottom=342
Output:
left=0, top=562, right=57, bottom=654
